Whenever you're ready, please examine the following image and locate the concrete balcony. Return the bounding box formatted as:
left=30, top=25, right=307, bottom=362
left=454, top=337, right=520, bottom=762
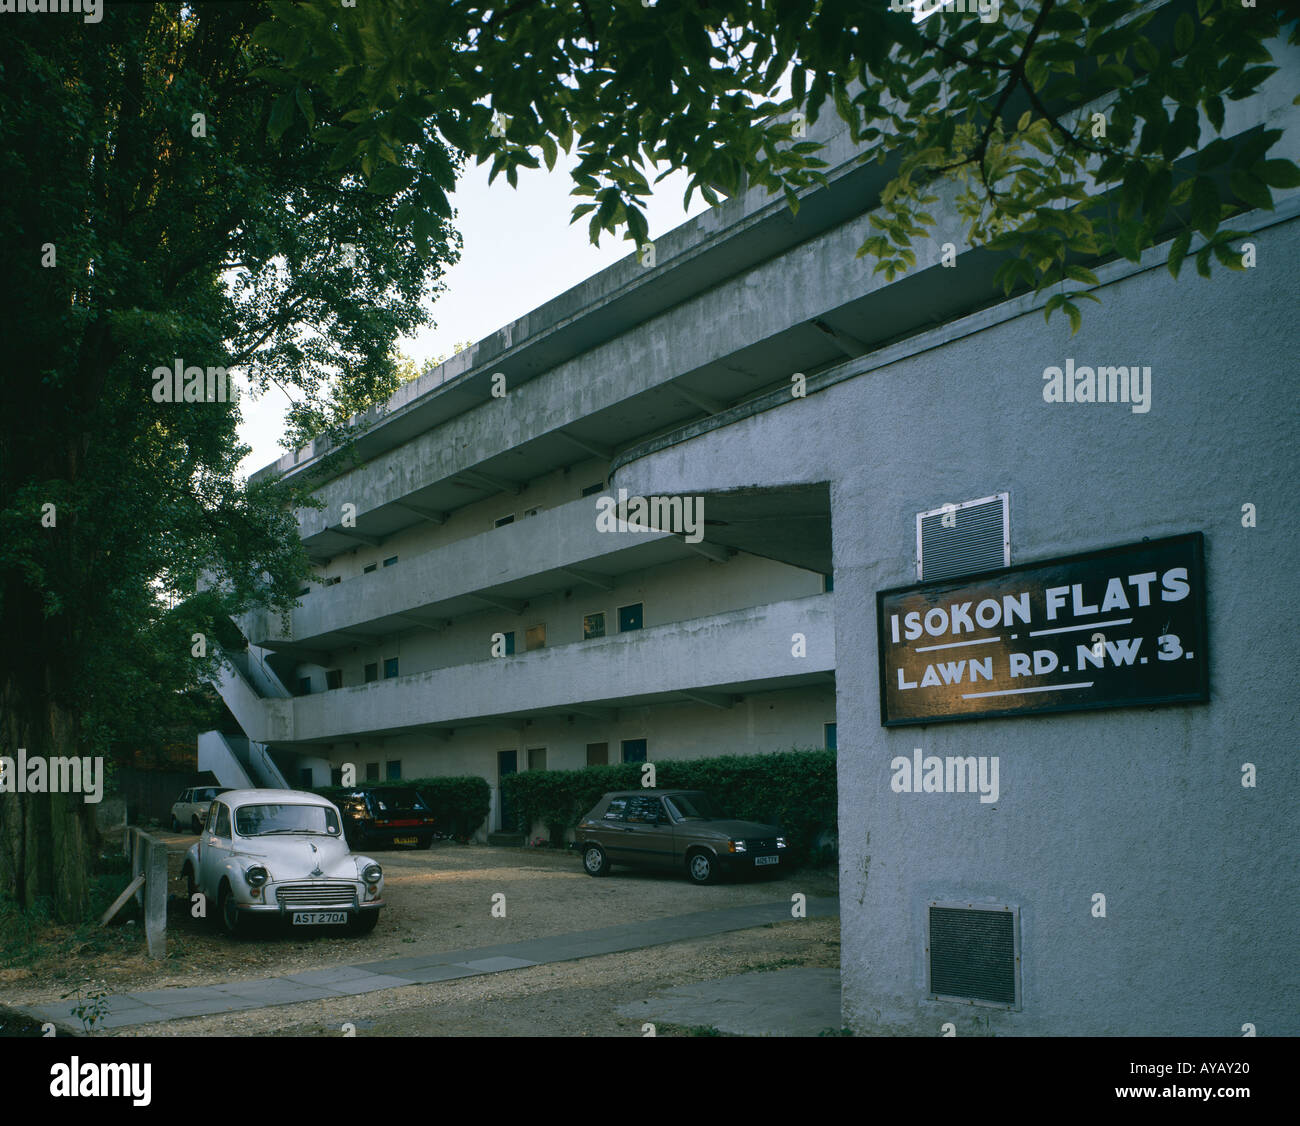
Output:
left=230, top=594, right=833, bottom=745
left=241, top=496, right=699, bottom=652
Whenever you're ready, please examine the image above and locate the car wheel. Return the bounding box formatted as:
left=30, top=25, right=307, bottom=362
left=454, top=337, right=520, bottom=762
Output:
left=171, top=816, right=181, bottom=832
left=582, top=844, right=610, bottom=877
left=191, top=815, right=202, bottom=834
left=217, top=883, right=243, bottom=937
left=686, top=849, right=719, bottom=885
left=350, top=910, right=380, bottom=935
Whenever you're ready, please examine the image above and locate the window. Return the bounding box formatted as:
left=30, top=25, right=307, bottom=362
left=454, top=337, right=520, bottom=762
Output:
left=235, top=803, right=340, bottom=838
left=665, top=793, right=726, bottom=820
left=527, top=747, right=547, bottom=771
left=296, top=676, right=312, bottom=696
left=330, top=767, right=343, bottom=786
left=618, top=603, right=643, bottom=632
left=326, top=668, right=343, bottom=690
left=625, top=795, right=664, bottom=824
left=583, top=611, right=606, bottom=640
left=495, top=514, right=514, bottom=528
left=364, top=662, right=378, bottom=683
left=824, top=722, right=837, bottom=751
left=525, top=624, right=546, bottom=651
left=385, top=760, right=402, bottom=781
left=384, top=657, right=399, bottom=679
left=363, top=563, right=377, bottom=574
left=603, top=796, right=629, bottom=821
left=323, top=575, right=341, bottom=587
left=582, top=482, right=605, bottom=497
left=213, top=802, right=231, bottom=839
left=621, top=738, right=647, bottom=763
left=383, top=555, right=398, bottom=567
left=586, top=742, right=608, bottom=766
left=299, top=767, right=314, bottom=788
left=365, top=762, right=380, bottom=781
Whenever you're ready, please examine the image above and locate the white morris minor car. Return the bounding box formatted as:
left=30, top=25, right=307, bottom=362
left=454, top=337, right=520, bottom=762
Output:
left=181, top=789, right=385, bottom=936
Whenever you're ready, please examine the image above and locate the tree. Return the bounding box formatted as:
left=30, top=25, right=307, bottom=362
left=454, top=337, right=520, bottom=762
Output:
left=0, top=2, right=458, bottom=920
left=255, top=0, right=1299, bottom=331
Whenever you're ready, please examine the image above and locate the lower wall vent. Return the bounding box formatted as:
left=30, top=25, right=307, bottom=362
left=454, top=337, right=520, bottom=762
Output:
left=927, top=902, right=1020, bottom=1008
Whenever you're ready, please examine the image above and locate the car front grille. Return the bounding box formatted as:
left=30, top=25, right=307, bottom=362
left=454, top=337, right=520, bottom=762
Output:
left=275, top=882, right=357, bottom=908
left=750, top=838, right=776, bottom=852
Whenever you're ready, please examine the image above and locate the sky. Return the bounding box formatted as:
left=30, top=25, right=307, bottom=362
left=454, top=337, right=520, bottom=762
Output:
left=234, top=153, right=712, bottom=477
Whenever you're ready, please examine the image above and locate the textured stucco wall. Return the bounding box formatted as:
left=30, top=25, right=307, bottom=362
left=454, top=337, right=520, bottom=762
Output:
left=615, top=215, right=1300, bottom=1035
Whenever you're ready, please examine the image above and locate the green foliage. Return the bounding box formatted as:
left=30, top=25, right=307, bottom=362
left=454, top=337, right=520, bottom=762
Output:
left=314, top=775, right=491, bottom=841
left=501, top=749, right=837, bottom=862
left=62, top=979, right=111, bottom=1034
left=254, top=1, right=1299, bottom=329
left=0, top=5, right=461, bottom=918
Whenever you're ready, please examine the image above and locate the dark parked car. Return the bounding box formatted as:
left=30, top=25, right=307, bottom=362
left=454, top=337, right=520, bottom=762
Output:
left=338, top=787, right=436, bottom=849
left=575, top=789, right=788, bottom=885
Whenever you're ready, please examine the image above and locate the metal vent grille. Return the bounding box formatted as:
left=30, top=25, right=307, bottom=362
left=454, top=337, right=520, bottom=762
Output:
left=916, top=493, right=1009, bottom=580
left=928, top=904, right=1019, bottom=1007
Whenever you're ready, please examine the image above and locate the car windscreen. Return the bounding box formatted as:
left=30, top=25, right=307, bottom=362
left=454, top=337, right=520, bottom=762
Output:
left=234, top=803, right=341, bottom=837
left=665, top=793, right=726, bottom=820
left=369, top=788, right=427, bottom=812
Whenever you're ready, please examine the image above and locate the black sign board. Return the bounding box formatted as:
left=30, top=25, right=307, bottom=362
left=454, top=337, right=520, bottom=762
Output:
left=877, top=533, right=1208, bottom=726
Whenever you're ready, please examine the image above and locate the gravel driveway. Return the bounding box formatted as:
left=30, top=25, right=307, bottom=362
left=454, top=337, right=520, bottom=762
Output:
left=3, top=838, right=837, bottom=1012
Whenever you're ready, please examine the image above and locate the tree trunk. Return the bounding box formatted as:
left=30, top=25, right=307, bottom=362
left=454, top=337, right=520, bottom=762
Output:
left=0, top=678, right=95, bottom=922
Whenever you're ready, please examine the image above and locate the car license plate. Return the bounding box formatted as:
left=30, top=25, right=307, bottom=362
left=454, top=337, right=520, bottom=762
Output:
left=291, top=911, right=349, bottom=925
left=393, top=835, right=417, bottom=845
left=754, top=855, right=779, bottom=867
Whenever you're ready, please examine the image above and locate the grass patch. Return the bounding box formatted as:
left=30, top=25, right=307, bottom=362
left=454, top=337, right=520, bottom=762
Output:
left=0, top=848, right=149, bottom=973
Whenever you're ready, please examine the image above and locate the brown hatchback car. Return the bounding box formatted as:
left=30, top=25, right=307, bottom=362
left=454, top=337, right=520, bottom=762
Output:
left=576, top=790, right=788, bottom=885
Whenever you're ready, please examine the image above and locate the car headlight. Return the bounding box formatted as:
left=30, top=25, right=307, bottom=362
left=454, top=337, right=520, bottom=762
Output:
left=245, top=865, right=269, bottom=887
left=362, top=863, right=382, bottom=884
left=776, top=837, right=788, bottom=849
left=729, top=839, right=746, bottom=853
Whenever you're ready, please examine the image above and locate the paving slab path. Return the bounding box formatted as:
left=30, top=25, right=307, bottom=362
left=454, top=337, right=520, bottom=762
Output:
left=617, top=966, right=841, bottom=1036
left=20, top=896, right=838, bottom=1032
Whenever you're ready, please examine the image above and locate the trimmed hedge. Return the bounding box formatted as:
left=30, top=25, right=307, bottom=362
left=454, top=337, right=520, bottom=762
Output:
left=500, top=749, right=836, bottom=863
left=313, top=775, right=491, bottom=841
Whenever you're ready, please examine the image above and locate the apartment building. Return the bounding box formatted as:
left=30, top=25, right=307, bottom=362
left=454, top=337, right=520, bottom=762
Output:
left=204, top=111, right=856, bottom=831
left=207, top=38, right=1299, bottom=1035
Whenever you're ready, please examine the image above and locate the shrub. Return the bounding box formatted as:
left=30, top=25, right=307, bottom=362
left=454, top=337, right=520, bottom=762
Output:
left=500, top=749, right=836, bottom=863
left=313, top=774, right=491, bottom=840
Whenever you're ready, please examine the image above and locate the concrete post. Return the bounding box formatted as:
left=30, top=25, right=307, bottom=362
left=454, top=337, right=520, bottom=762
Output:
left=144, top=836, right=167, bottom=960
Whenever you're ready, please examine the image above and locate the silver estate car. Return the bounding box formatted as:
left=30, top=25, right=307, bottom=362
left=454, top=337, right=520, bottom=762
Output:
left=170, top=786, right=231, bottom=834
left=181, top=789, right=385, bottom=936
